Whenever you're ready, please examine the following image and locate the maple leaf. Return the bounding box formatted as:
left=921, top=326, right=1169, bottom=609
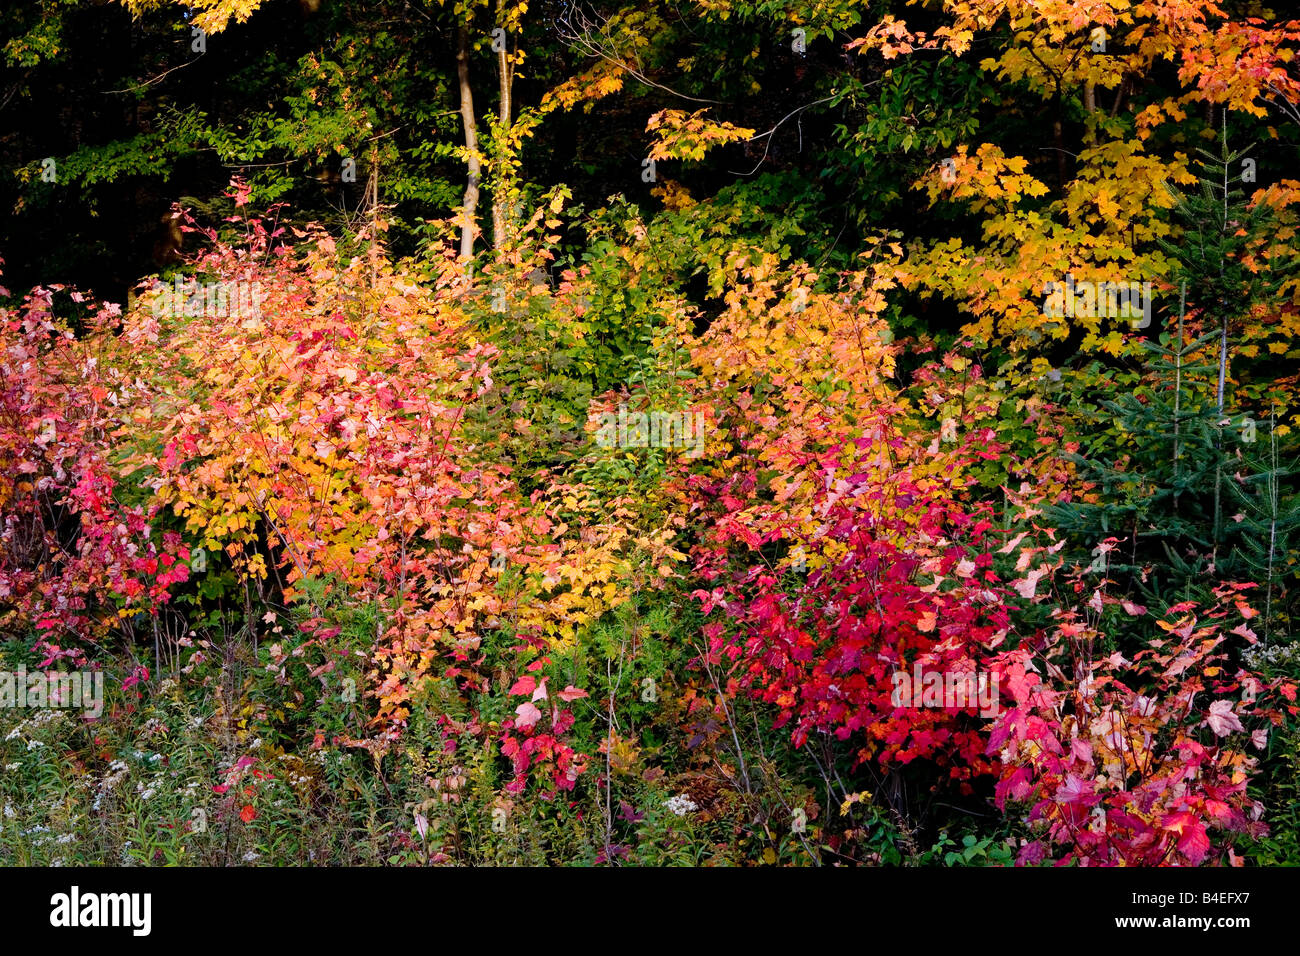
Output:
left=1205, top=700, right=1244, bottom=737
left=646, top=109, right=755, bottom=163
left=1002, top=663, right=1038, bottom=704
left=514, top=701, right=543, bottom=730
left=1012, top=567, right=1047, bottom=599
left=508, top=675, right=536, bottom=696
left=1055, top=773, right=1091, bottom=805
left=998, top=531, right=1029, bottom=554
left=1163, top=811, right=1211, bottom=864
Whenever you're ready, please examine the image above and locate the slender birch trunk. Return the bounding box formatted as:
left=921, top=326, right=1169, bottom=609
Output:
left=457, top=23, right=481, bottom=262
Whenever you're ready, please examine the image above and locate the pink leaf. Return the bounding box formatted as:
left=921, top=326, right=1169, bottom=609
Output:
left=1205, top=700, right=1244, bottom=737
left=1013, top=567, right=1047, bottom=599
left=514, top=701, right=543, bottom=730
left=1055, top=773, right=1091, bottom=805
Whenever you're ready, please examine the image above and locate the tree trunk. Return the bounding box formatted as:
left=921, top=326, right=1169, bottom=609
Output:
left=457, top=23, right=481, bottom=262
left=491, top=35, right=513, bottom=251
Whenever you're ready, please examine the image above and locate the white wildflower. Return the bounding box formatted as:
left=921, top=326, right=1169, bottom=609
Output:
left=664, top=794, right=699, bottom=816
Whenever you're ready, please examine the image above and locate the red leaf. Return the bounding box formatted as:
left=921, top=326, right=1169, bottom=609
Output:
left=1163, top=811, right=1210, bottom=864
left=508, top=675, right=536, bottom=697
